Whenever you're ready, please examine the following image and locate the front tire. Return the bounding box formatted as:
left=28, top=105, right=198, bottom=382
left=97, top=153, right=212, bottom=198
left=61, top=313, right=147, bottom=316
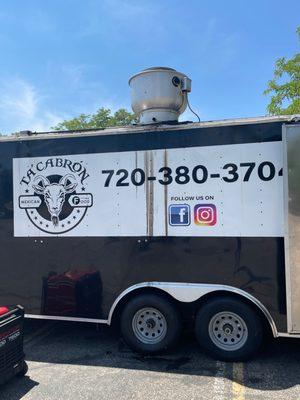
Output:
left=120, top=294, right=181, bottom=354
left=195, top=297, right=263, bottom=361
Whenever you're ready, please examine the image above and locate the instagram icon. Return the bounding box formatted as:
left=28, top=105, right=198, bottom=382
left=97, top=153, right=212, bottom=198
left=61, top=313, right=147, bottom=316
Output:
left=194, top=204, right=217, bottom=226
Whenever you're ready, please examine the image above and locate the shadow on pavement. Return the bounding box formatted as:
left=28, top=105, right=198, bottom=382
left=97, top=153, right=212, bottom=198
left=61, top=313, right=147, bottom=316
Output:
left=0, top=376, right=39, bottom=400
left=19, top=320, right=300, bottom=393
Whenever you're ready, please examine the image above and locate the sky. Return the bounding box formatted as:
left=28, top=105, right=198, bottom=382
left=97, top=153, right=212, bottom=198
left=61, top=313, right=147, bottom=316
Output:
left=0, top=0, right=299, bottom=134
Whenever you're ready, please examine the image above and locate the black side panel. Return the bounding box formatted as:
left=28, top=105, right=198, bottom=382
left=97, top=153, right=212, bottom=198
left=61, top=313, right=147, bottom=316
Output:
left=0, top=235, right=287, bottom=331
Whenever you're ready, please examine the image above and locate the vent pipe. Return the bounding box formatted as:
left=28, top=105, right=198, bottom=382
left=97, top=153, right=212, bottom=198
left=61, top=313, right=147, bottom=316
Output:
left=129, top=67, right=191, bottom=124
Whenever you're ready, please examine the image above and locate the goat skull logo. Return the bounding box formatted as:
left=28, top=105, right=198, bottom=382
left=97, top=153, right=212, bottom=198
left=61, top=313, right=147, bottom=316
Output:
left=32, top=174, right=77, bottom=226
left=17, top=157, right=93, bottom=235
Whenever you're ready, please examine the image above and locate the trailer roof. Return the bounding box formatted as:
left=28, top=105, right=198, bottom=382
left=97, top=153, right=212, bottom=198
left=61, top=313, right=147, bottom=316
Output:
left=1, top=114, right=299, bottom=142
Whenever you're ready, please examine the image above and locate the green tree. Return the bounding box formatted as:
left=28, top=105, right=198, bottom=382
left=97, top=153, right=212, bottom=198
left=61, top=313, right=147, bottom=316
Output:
left=264, top=27, right=300, bottom=115
left=52, top=107, right=137, bottom=131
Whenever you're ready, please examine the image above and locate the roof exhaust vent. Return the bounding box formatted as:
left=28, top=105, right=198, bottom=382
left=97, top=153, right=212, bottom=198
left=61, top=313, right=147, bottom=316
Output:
left=129, top=67, right=191, bottom=124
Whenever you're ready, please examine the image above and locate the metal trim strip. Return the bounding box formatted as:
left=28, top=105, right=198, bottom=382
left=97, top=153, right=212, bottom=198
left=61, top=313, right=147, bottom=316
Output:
left=107, top=282, right=279, bottom=337
left=0, top=115, right=298, bottom=142
left=282, top=124, right=293, bottom=333
left=25, top=282, right=281, bottom=337
left=277, top=332, right=300, bottom=338
left=25, top=314, right=109, bottom=324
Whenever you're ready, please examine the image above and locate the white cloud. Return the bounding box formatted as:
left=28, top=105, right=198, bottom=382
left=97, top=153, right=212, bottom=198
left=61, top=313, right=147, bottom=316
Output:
left=0, top=78, right=66, bottom=134
left=0, top=79, right=37, bottom=119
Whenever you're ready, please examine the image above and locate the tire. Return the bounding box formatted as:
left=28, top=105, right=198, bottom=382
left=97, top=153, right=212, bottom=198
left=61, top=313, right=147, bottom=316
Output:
left=120, top=293, right=182, bottom=354
left=195, top=297, right=263, bottom=361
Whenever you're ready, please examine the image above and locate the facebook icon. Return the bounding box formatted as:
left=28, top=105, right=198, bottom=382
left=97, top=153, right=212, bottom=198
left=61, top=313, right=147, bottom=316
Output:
left=168, top=204, right=190, bottom=226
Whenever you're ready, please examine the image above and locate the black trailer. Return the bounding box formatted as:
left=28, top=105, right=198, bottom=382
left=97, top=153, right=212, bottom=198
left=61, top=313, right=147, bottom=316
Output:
left=1, top=115, right=300, bottom=360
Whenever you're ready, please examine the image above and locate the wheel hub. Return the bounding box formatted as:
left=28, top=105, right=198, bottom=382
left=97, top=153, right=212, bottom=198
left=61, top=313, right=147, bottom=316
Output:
left=132, top=307, right=167, bottom=345
left=146, top=318, right=156, bottom=329
left=223, top=323, right=234, bottom=335
left=208, top=311, right=248, bottom=351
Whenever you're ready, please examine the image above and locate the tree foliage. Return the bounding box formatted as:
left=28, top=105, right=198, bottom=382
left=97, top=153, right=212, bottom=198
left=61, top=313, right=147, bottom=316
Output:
left=264, top=27, right=300, bottom=115
left=52, top=107, right=137, bottom=131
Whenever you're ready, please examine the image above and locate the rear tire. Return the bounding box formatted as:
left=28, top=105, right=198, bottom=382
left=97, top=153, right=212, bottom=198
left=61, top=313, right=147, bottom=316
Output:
left=120, top=294, right=181, bottom=354
left=195, top=297, right=263, bottom=361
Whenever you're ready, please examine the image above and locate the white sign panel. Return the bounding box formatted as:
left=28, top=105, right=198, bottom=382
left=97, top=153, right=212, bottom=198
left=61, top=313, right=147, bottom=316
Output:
left=13, top=141, right=284, bottom=237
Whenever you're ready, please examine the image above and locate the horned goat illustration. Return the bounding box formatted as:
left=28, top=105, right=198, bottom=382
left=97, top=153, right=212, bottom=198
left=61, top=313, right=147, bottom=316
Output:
left=32, top=174, right=77, bottom=226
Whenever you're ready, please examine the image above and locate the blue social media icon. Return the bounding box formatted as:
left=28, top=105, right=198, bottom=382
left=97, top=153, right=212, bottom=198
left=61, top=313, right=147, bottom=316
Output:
left=168, top=204, right=190, bottom=226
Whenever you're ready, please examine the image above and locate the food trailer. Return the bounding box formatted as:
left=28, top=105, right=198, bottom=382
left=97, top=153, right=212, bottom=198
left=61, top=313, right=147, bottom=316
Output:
left=0, top=67, right=299, bottom=360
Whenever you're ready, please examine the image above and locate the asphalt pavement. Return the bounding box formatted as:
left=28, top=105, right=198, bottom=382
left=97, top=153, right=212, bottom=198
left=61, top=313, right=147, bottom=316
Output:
left=1, top=319, right=300, bottom=400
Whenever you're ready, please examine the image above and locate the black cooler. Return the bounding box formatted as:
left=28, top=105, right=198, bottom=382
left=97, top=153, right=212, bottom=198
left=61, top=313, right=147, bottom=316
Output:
left=0, top=305, right=27, bottom=385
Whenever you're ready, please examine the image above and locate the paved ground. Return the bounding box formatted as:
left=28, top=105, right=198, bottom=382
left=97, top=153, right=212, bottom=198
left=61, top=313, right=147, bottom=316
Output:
left=1, top=320, right=300, bottom=400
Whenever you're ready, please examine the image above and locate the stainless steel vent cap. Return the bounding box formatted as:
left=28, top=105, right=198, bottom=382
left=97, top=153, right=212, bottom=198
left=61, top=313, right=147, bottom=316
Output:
left=129, top=67, right=191, bottom=124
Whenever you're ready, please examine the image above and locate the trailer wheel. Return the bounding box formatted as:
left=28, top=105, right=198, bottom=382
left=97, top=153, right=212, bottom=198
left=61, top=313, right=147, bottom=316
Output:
left=120, top=294, right=181, bottom=354
left=195, top=297, right=263, bottom=361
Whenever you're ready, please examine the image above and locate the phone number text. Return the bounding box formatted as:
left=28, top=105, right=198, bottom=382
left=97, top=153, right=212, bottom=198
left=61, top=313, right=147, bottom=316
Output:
left=102, top=162, right=282, bottom=187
